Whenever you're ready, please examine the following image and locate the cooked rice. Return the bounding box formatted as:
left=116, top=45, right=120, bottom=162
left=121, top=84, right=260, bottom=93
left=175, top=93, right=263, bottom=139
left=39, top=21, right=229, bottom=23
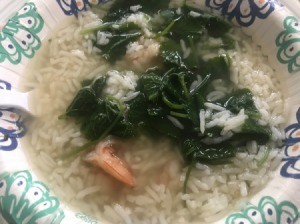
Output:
left=20, top=4, right=286, bottom=224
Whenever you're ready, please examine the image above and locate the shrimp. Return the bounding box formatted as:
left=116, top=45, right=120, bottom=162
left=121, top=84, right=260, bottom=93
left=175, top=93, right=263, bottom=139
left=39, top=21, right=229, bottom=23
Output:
left=125, top=38, right=160, bottom=72
left=85, top=138, right=136, bottom=187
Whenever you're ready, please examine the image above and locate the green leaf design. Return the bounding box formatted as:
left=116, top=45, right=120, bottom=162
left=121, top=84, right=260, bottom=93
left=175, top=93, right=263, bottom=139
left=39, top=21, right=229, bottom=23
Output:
left=225, top=196, right=299, bottom=224
left=0, top=171, right=64, bottom=224
left=0, top=2, right=44, bottom=64
left=276, top=16, right=300, bottom=73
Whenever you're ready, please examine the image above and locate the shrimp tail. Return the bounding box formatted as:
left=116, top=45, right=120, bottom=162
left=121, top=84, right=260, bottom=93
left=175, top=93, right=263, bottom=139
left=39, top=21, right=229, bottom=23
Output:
left=85, top=140, right=136, bottom=187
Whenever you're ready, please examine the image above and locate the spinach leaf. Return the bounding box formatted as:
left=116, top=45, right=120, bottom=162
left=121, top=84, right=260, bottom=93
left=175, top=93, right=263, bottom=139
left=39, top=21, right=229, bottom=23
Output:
left=111, top=118, right=137, bottom=138
left=80, top=99, right=122, bottom=140
left=147, top=104, right=169, bottom=117
left=63, top=76, right=108, bottom=118
left=157, top=7, right=234, bottom=71
left=158, top=9, right=177, bottom=24
left=203, top=14, right=231, bottom=38
left=81, top=79, right=93, bottom=87
left=160, top=39, right=182, bottom=61
left=158, top=7, right=231, bottom=41
left=88, top=21, right=142, bottom=63
left=222, top=88, right=260, bottom=118
left=162, top=72, right=190, bottom=102
left=140, top=71, right=163, bottom=101
left=65, top=87, right=97, bottom=117
left=222, top=35, right=235, bottom=50
left=150, top=116, right=182, bottom=139
left=185, top=96, right=201, bottom=125
left=238, top=118, right=271, bottom=144
left=103, top=0, right=171, bottom=22
left=201, top=54, right=231, bottom=81
left=182, top=138, right=237, bottom=164
left=139, top=65, right=202, bottom=126
left=95, top=31, right=141, bottom=63
left=126, top=93, right=148, bottom=124
left=160, top=40, right=194, bottom=70
left=91, top=76, right=107, bottom=97
left=157, top=8, right=205, bottom=41
left=205, top=127, right=224, bottom=138
left=162, top=50, right=186, bottom=70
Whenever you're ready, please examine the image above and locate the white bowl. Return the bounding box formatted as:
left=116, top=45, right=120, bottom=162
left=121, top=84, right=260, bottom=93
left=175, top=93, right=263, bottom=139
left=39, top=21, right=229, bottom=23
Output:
left=0, top=0, right=300, bottom=223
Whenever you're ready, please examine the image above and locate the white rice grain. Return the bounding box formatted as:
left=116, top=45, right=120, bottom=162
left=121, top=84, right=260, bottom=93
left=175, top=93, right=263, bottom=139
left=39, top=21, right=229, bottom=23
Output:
left=204, top=102, right=226, bottom=111
left=76, top=186, right=102, bottom=200
left=167, top=115, right=184, bottom=130
left=199, top=109, right=206, bottom=134
left=114, top=204, right=132, bottom=224
left=63, top=156, right=81, bottom=179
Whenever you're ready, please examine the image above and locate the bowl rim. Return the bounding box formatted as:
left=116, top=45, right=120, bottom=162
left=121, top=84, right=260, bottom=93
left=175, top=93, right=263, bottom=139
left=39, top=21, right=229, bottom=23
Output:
left=0, top=0, right=300, bottom=223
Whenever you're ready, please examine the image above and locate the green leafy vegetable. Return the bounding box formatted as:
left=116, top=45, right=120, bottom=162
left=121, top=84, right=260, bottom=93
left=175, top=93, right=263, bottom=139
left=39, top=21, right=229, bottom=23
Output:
left=64, top=87, right=97, bottom=117
left=152, top=116, right=182, bottom=139
left=126, top=93, right=148, bottom=124
left=80, top=98, right=121, bottom=140
left=92, top=22, right=142, bottom=63
left=182, top=138, right=237, bottom=164
left=239, top=118, right=272, bottom=145
left=222, top=88, right=260, bottom=118
left=61, top=2, right=275, bottom=171
left=92, top=76, right=107, bottom=97
left=103, top=0, right=171, bottom=22
left=63, top=76, right=107, bottom=117
left=139, top=71, right=163, bottom=101
left=111, top=118, right=137, bottom=138
left=201, top=54, right=231, bottom=81
left=203, top=14, right=231, bottom=37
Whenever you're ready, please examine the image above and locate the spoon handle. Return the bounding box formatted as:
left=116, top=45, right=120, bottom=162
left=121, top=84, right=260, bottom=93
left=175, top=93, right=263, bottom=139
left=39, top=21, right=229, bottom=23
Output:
left=0, top=90, right=31, bottom=114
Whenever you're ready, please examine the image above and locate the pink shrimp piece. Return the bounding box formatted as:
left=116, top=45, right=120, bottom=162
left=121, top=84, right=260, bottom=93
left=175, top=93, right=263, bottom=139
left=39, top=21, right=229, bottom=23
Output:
left=85, top=139, right=136, bottom=187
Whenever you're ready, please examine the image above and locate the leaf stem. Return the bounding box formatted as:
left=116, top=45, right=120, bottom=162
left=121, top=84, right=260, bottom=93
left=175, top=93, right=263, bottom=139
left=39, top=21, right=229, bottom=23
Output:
left=159, top=16, right=181, bottom=37
left=183, top=160, right=197, bottom=207
left=170, top=111, right=188, bottom=118
left=178, top=73, right=189, bottom=99
left=61, top=111, right=123, bottom=160
left=162, top=93, right=185, bottom=109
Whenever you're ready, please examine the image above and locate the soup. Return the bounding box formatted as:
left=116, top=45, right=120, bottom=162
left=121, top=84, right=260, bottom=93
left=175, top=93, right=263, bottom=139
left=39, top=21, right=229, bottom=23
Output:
left=21, top=0, right=285, bottom=223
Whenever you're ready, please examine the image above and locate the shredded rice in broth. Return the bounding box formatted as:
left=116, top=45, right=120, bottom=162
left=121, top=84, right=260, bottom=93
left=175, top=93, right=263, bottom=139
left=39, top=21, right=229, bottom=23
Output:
left=21, top=4, right=285, bottom=224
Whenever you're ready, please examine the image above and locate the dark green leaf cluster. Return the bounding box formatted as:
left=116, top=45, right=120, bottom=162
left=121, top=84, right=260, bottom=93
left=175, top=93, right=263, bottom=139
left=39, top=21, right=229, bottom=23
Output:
left=102, top=0, right=171, bottom=22
left=133, top=51, right=271, bottom=165
left=65, top=2, right=273, bottom=165
left=155, top=7, right=234, bottom=55
left=88, top=2, right=234, bottom=64
left=156, top=7, right=231, bottom=40
left=92, top=22, right=142, bottom=63
left=63, top=76, right=136, bottom=141
left=87, top=0, right=172, bottom=63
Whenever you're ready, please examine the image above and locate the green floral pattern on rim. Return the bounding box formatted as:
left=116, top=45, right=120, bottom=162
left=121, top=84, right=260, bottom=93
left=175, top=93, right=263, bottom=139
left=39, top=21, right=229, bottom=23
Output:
left=0, top=170, right=64, bottom=224
left=0, top=2, right=44, bottom=64
left=276, top=16, right=300, bottom=73
left=225, top=196, right=299, bottom=224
